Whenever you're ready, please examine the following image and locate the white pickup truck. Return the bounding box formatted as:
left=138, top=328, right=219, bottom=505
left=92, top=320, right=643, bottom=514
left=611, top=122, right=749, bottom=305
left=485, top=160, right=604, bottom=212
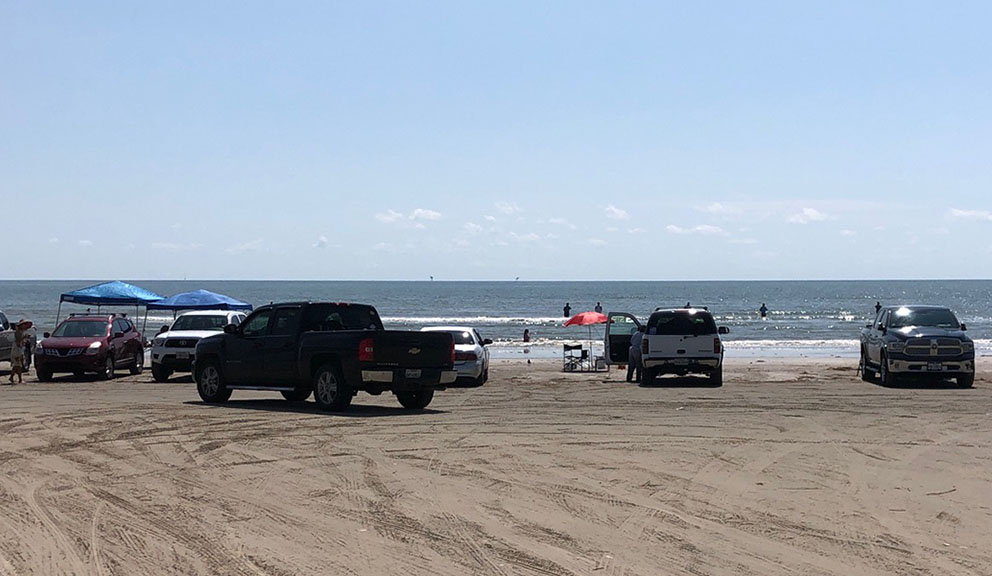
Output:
left=605, top=307, right=729, bottom=386
left=0, top=310, right=36, bottom=368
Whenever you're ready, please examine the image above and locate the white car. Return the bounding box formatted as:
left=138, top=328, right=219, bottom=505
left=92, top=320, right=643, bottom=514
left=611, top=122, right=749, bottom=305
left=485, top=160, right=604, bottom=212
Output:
left=150, top=310, right=247, bottom=382
left=420, top=326, right=491, bottom=387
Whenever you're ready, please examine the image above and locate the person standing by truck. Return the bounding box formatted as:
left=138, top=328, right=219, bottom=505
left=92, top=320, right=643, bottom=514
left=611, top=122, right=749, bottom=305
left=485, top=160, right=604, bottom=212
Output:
left=627, top=326, right=644, bottom=383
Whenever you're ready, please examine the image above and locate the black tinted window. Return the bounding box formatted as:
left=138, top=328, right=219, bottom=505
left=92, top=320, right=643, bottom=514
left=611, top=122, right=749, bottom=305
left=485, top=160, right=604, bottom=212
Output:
left=271, top=308, right=301, bottom=336
left=303, top=305, right=381, bottom=331
left=647, top=312, right=717, bottom=335
left=241, top=311, right=272, bottom=337
left=53, top=320, right=108, bottom=338
left=888, top=308, right=960, bottom=329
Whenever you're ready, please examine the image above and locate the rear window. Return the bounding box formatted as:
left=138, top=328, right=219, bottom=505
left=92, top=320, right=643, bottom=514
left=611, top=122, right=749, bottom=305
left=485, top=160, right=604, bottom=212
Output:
left=646, top=311, right=717, bottom=335
left=303, top=304, right=382, bottom=331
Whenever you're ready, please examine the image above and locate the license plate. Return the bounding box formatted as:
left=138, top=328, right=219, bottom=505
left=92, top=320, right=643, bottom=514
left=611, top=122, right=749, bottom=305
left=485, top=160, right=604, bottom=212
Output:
left=177, top=351, right=190, bottom=360
left=673, top=358, right=689, bottom=365
left=927, top=362, right=942, bottom=371
left=405, top=369, right=422, bottom=378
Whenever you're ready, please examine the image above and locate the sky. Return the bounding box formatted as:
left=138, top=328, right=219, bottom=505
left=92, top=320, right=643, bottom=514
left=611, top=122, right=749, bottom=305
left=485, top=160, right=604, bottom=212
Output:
left=2, top=1, right=991, bottom=281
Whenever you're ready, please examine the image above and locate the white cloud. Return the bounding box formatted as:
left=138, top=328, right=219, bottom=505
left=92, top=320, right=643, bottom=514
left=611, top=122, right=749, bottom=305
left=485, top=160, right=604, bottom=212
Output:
left=375, top=209, right=404, bottom=223
left=495, top=202, right=521, bottom=215
left=628, top=228, right=645, bottom=234
left=548, top=217, right=577, bottom=230
left=464, top=222, right=483, bottom=234
left=484, top=215, right=497, bottom=222
left=948, top=208, right=992, bottom=221
left=788, top=207, right=828, bottom=224
left=588, top=238, right=607, bottom=247
left=510, top=231, right=541, bottom=242
left=695, top=202, right=740, bottom=216
left=152, top=242, right=202, bottom=251
left=170, top=222, right=183, bottom=230
left=839, top=229, right=856, bottom=237
left=410, top=208, right=442, bottom=221
left=226, top=238, right=264, bottom=254
left=48, top=237, right=59, bottom=244
left=313, top=235, right=329, bottom=248
left=606, top=226, right=619, bottom=233
left=729, top=238, right=758, bottom=245
left=605, top=205, right=629, bottom=220
left=373, top=242, right=393, bottom=252
left=666, top=224, right=727, bottom=235
left=78, top=239, right=93, bottom=247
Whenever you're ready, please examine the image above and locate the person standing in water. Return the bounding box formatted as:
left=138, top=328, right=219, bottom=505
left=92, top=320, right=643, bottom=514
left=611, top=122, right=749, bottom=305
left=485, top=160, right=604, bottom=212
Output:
left=594, top=302, right=603, bottom=314
left=563, top=302, right=571, bottom=318
left=759, top=303, right=768, bottom=319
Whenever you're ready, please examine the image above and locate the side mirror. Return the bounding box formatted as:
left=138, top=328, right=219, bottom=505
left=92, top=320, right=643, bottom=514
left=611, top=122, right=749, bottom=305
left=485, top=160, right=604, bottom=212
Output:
left=718, top=326, right=730, bottom=335
left=223, top=324, right=237, bottom=335
left=113, top=331, right=125, bottom=339
left=43, top=332, right=51, bottom=339
left=960, top=323, right=967, bottom=331
left=482, top=338, right=493, bottom=345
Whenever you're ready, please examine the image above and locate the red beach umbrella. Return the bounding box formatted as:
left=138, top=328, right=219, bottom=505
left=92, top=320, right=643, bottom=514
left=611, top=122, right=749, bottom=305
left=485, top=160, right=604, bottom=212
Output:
left=564, top=311, right=607, bottom=327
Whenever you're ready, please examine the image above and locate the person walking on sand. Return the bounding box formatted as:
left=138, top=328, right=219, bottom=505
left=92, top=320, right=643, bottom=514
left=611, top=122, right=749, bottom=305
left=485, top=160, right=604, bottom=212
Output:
left=759, top=303, right=768, bottom=319
left=594, top=302, right=603, bottom=314
left=627, top=326, right=644, bottom=383
left=8, top=320, right=31, bottom=384
left=523, top=329, right=531, bottom=364
left=563, top=302, right=571, bottom=318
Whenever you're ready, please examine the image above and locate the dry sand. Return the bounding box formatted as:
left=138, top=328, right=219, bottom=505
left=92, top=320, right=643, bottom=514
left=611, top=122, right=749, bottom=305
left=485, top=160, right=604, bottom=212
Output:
left=0, top=357, right=990, bottom=575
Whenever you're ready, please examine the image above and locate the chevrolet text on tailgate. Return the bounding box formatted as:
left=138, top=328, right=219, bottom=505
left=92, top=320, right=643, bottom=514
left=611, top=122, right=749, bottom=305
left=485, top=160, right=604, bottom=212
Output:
left=192, top=302, right=458, bottom=411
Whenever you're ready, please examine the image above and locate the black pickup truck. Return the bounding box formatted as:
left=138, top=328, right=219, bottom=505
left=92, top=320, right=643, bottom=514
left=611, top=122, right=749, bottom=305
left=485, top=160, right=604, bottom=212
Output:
left=859, top=305, right=975, bottom=387
left=192, top=302, right=457, bottom=410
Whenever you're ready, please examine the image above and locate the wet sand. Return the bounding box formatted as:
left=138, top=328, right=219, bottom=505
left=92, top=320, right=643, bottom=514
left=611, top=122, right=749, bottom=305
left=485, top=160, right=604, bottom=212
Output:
left=0, top=357, right=990, bottom=575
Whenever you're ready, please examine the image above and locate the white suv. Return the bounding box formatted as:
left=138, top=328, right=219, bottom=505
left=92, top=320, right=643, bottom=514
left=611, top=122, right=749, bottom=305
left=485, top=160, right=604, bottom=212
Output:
left=150, top=310, right=246, bottom=382
left=604, top=307, right=729, bottom=386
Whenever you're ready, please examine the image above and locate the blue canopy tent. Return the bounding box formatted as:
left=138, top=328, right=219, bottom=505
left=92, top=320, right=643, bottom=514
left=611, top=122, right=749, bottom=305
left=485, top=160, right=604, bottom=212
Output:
left=57, top=281, right=165, bottom=331
left=146, top=289, right=253, bottom=317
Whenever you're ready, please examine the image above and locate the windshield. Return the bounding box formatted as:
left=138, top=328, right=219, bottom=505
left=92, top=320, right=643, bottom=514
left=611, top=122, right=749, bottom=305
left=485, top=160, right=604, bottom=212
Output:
left=889, top=307, right=960, bottom=329
left=52, top=320, right=108, bottom=338
left=171, top=315, right=229, bottom=332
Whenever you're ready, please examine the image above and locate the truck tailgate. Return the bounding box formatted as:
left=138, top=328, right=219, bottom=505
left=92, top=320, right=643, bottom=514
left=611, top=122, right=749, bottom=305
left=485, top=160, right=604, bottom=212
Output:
left=372, top=331, right=453, bottom=368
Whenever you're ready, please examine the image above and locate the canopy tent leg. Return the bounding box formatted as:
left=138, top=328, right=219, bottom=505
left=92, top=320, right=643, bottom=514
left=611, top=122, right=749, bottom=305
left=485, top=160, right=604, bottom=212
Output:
left=54, top=301, right=63, bottom=330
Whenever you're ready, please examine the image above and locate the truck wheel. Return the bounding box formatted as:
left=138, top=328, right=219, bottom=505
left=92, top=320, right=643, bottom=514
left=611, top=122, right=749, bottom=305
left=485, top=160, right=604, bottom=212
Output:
left=151, top=363, right=172, bottom=383
left=37, top=368, right=53, bottom=382
left=642, top=367, right=657, bottom=385
left=129, top=349, right=144, bottom=375
left=709, top=366, right=723, bottom=387
left=879, top=353, right=898, bottom=386
left=281, top=386, right=312, bottom=402
left=313, top=364, right=351, bottom=411
left=859, top=348, right=875, bottom=382
left=397, top=388, right=434, bottom=409
left=957, top=374, right=974, bottom=388
left=196, top=359, right=232, bottom=403
left=101, top=355, right=115, bottom=380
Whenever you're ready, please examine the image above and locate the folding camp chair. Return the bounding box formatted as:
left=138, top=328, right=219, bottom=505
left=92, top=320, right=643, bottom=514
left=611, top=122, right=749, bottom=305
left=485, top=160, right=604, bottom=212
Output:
left=563, top=344, right=589, bottom=372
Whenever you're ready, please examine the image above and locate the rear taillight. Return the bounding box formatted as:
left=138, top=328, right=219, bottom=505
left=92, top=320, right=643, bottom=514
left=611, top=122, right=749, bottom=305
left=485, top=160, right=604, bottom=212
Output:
left=713, top=338, right=721, bottom=354
left=641, top=339, right=648, bottom=355
left=359, top=338, right=374, bottom=362
left=454, top=351, right=478, bottom=362
left=450, top=341, right=456, bottom=365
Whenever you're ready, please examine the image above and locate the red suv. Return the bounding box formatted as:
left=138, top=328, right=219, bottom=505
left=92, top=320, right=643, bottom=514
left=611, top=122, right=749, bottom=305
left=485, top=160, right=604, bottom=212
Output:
left=34, top=315, right=145, bottom=381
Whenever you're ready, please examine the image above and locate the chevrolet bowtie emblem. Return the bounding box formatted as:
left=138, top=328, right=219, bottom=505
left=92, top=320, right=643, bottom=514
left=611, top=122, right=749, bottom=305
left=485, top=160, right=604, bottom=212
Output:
left=409, top=347, right=421, bottom=355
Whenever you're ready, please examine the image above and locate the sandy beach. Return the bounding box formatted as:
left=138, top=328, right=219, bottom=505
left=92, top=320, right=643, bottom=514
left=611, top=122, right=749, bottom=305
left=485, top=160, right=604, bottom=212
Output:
left=0, top=357, right=989, bottom=575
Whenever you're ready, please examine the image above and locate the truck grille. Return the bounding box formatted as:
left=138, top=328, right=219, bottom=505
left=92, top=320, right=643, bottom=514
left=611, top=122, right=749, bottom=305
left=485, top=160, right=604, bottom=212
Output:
left=44, top=348, right=84, bottom=357
left=903, top=338, right=963, bottom=357
left=166, top=338, right=198, bottom=348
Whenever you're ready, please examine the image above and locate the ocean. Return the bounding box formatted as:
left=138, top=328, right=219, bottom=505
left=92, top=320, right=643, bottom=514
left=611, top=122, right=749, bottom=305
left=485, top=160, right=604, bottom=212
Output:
left=3, top=280, right=991, bottom=359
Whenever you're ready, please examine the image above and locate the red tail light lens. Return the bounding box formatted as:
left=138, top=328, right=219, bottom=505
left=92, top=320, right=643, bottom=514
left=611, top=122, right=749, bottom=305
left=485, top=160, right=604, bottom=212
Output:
left=713, top=338, right=721, bottom=354
left=450, top=341, right=456, bottom=365
left=359, top=338, right=374, bottom=362
left=641, top=339, right=648, bottom=355
left=454, top=351, right=477, bottom=362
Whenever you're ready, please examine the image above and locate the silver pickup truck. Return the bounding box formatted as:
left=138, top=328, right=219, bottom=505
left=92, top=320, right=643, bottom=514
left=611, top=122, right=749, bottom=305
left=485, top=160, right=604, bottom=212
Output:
left=0, top=310, right=37, bottom=367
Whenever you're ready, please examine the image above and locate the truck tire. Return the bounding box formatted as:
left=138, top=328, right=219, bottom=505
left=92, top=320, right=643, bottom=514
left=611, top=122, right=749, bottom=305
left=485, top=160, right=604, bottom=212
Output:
left=957, top=374, right=974, bottom=388
left=196, top=359, right=232, bottom=403
left=396, top=388, right=434, bottom=409
left=859, top=348, right=875, bottom=382
left=641, top=367, right=657, bottom=386
left=313, top=363, right=352, bottom=411
left=709, top=365, right=723, bottom=387
left=37, top=368, right=53, bottom=382
left=129, top=349, right=144, bottom=375
left=879, top=353, right=898, bottom=386
left=281, top=386, right=312, bottom=402
left=151, top=363, right=172, bottom=383
left=100, top=355, right=115, bottom=381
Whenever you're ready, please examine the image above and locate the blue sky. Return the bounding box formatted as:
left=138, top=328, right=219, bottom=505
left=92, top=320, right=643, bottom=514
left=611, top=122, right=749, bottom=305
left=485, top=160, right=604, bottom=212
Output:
left=3, top=1, right=990, bottom=280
